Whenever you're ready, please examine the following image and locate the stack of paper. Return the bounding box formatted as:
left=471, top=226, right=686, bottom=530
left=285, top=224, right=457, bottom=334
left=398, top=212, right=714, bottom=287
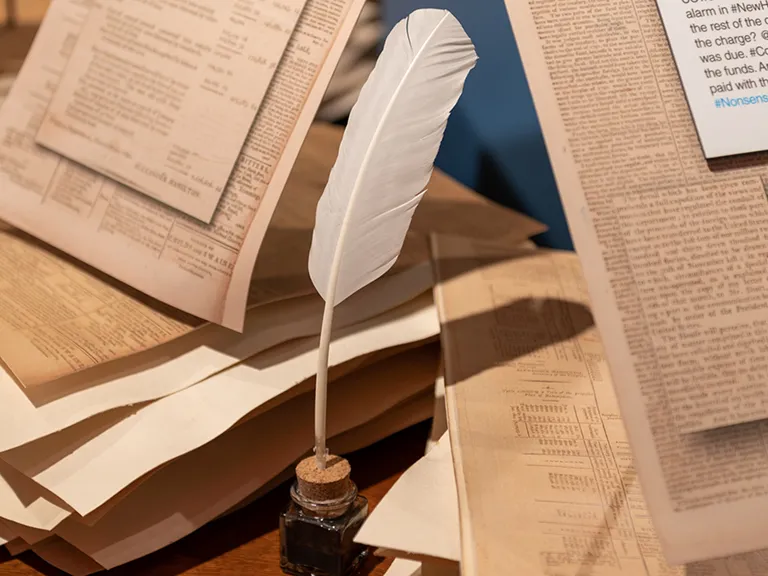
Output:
left=0, top=131, right=541, bottom=573
left=0, top=2, right=546, bottom=572
left=358, top=234, right=768, bottom=576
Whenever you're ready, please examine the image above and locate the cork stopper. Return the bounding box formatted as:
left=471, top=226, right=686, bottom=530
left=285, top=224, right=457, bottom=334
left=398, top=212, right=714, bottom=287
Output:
left=295, top=454, right=352, bottom=502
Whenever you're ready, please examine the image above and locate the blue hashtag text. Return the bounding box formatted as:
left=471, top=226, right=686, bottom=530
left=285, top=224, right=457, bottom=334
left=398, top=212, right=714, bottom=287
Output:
left=715, top=94, right=768, bottom=108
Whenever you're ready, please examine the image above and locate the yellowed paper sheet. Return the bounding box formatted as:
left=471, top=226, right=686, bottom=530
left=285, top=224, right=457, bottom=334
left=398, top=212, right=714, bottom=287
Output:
left=0, top=298, right=434, bottom=532
left=0, top=228, right=200, bottom=388
left=0, top=459, right=69, bottom=531
left=3, top=520, right=49, bottom=547
left=36, top=0, right=305, bottom=223
left=426, top=361, right=446, bottom=453
left=0, top=0, right=366, bottom=331
left=32, top=537, right=103, bottom=576
left=21, top=390, right=433, bottom=575
left=385, top=560, right=460, bottom=576
left=3, top=538, right=30, bottom=557
left=0, top=519, right=16, bottom=547
left=504, top=0, right=768, bottom=563
left=0, top=224, right=429, bottom=392
left=433, top=234, right=768, bottom=572
left=504, top=0, right=768, bottom=435
left=0, top=258, right=431, bottom=448
left=355, top=432, right=460, bottom=564
left=384, top=559, right=424, bottom=576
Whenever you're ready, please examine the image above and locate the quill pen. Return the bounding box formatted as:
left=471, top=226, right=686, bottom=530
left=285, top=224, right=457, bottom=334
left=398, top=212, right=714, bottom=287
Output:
left=308, top=9, right=477, bottom=469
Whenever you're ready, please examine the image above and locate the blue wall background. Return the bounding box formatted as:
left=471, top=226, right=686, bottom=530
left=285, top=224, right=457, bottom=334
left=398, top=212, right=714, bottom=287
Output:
left=382, top=0, right=573, bottom=250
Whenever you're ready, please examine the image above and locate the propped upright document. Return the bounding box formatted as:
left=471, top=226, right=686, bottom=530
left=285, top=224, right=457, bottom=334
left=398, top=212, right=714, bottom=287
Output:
left=34, top=0, right=307, bottom=222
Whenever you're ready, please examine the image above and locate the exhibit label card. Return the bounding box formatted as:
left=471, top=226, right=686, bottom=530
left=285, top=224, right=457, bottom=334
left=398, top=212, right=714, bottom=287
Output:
left=656, top=0, right=768, bottom=158
left=34, top=0, right=305, bottom=223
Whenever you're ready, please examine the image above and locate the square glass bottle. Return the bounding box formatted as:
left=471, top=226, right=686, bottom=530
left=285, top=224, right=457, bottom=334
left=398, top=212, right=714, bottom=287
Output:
left=279, top=455, right=370, bottom=576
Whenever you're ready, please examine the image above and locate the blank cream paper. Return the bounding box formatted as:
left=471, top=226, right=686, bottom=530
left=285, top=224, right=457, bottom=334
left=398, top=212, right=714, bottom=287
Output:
left=0, top=0, right=367, bottom=331
left=36, top=0, right=305, bottom=223
left=385, top=559, right=424, bottom=576
left=504, top=0, right=768, bottom=563
left=0, top=459, right=70, bottom=531
left=385, top=559, right=460, bottom=576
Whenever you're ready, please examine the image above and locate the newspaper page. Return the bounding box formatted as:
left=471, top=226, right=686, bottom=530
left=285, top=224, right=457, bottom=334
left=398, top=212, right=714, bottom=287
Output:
left=0, top=0, right=367, bottom=332
left=506, top=0, right=768, bottom=561
left=505, top=0, right=768, bottom=435
left=34, top=0, right=305, bottom=223
left=432, top=233, right=768, bottom=574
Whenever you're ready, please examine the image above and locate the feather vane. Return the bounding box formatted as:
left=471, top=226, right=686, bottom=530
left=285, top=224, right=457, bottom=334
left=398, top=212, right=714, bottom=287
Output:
left=308, top=8, right=477, bottom=468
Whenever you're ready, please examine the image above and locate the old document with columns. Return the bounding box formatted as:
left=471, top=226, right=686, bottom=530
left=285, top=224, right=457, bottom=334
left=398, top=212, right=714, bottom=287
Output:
left=0, top=0, right=367, bottom=331
left=506, top=0, right=768, bottom=565
left=433, top=233, right=768, bottom=576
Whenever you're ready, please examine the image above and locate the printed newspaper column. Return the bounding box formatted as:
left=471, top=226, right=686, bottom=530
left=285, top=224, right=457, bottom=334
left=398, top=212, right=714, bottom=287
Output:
left=656, top=0, right=768, bottom=157
left=34, top=0, right=306, bottom=222
left=503, top=0, right=768, bottom=565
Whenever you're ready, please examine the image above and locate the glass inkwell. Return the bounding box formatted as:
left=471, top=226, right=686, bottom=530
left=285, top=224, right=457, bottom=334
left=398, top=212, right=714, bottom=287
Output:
left=279, top=453, right=370, bottom=576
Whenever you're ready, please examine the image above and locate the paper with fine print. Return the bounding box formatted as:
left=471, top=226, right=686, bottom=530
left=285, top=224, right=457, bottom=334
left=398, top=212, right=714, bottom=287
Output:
left=35, top=0, right=306, bottom=223
left=432, top=233, right=768, bottom=574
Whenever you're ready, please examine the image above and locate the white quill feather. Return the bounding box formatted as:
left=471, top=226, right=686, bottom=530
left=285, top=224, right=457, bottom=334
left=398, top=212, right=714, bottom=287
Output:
left=308, top=9, right=477, bottom=468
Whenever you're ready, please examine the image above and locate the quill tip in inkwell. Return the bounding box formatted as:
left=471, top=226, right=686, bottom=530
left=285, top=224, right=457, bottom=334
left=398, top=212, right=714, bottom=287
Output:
left=279, top=455, right=370, bottom=575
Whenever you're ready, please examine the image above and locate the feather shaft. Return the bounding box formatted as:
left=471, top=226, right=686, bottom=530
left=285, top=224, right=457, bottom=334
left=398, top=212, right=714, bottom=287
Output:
left=314, top=295, right=335, bottom=468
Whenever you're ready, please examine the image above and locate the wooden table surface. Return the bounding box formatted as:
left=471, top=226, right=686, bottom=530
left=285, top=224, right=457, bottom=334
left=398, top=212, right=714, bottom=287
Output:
left=0, top=420, right=431, bottom=576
